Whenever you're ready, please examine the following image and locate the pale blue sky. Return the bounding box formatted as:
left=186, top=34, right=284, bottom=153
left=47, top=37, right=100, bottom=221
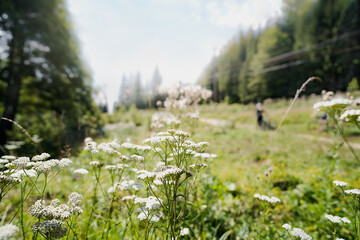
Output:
left=67, top=0, right=283, bottom=109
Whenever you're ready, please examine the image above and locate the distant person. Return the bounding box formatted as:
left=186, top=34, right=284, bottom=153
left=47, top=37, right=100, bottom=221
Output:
left=317, top=111, right=328, bottom=132
left=256, top=102, right=273, bottom=130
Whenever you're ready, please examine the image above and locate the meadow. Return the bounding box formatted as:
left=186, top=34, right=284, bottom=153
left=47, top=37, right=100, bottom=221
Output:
left=1, top=89, right=360, bottom=240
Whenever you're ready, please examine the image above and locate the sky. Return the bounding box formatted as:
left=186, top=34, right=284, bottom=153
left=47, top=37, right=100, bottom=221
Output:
left=67, top=0, right=283, bottom=110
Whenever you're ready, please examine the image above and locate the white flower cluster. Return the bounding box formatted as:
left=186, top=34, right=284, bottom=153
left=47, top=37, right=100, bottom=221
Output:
left=195, top=152, right=217, bottom=160
left=344, top=189, right=360, bottom=195
left=122, top=195, right=137, bottom=202
left=12, top=157, right=30, bottom=168
left=121, top=142, right=151, bottom=152
left=157, top=83, right=212, bottom=110
left=180, top=228, right=190, bottom=236
left=74, top=168, right=89, bottom=175
left=29, top=192, right=83, bottom=220
left=0, top=223, right=19, bottom=239
left=313, top=98, right=352, bottom=112
left=282, top=224, right=312, bottom=240
left=31, top=219, right=68, bottom=239
left=156, top=166, right=184, bottom=180
left=33, top=158, right=72, bottom=174
left=135, top=196, right=162, bottom=210
left=131, top=154, right=144, bottom=161
left=32, top=153, right=51, bottom=161
left=104, top=164, right=129, bottom=173
left=333, top=180, right=348, bottom=187
left=150, top=112, right=180, bottom=130
left=290, top=228, right=312, bottom=240
left=325, top=214, right=351, bottom=224
left=254, top=194, right=281, bottom=204
left=137, top=209, right=164, bottom=222
left=340, top=109, right=360, bottom=122
left=10, top=169, right=37, bottom=179
left=109, top=180, right=143, bottom=193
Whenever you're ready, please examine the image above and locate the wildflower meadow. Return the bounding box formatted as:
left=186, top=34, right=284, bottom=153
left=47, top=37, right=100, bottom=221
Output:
left=1, top=83, right=360, bottom=240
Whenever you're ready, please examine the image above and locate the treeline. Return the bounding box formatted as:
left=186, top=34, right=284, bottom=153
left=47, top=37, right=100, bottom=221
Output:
left=199, top=0, right=360, bottom=103
left=0, top=0, right=101, bottom=156
left=114, top=67, right=164, bottom=110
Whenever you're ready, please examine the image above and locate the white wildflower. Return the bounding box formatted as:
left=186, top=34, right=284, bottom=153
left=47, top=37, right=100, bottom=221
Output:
left=314, top=98, right=352, bottom=112
left=12, top=157, right=30, bottom=168
left=1, top=155, right=16, bottom=160
left=340, top=109, right=360, bottom=122
left=282, top=223, right=291, bottom=230
left=58, top=158, right=72, bottom=168
left=89, top=161, right=100, bottom=166
left=0, top=223, right=19, bottom=240
left=0, top=159, right=9, bottom=164
left=33, top=159, right=59, bottom=174
left=254, top=194, right=281, bottom=204
left=333, top=180, right=348, bottom=187
left=290, top=228, right=312, bottom=240
left=118, top=180, right=143, bottom=191
left=180, top=228, right=190, bottom=236
left=135, top=196, right=162, bottom=210
left=122, top=195, right=137, bottom=201
left=156, top=166, right=184, bottom=180
left=325, top=214, right=350, bottom=224
left=31, top=219, right=68, bottom=239
left=137, top=170, right=156, bottom=181
left=344, top=189, right=360, bottom=195
left=32, top=153, right=51, bottom=161
left=131, top=154, right=144, bottom=161
left=74, top=168, right=89, bottom=175
left=10, top=169, right=37, bottom=179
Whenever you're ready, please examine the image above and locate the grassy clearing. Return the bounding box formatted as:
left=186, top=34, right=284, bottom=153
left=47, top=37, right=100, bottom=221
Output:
left=2, top=96, right=360, bottom=239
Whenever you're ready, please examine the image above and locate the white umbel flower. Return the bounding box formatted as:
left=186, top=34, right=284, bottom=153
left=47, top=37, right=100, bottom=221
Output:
left=290, top=228, right=312, bottom=240
left=74, top=168, right=89, bottom=175
left=33, top=159, right=59, bottom=174
left=325, top=214, right=351, bottom=224
left=137, top=170, right=156, bottom=181
left=254, top=194, right=281, bottom=204
left=180, top=228, right=190, bottom=236
left=32, top=153, right=51, bottom=161
left=122, top=195, right=137, bottom=201
left=344, top=189, right=360, bottom=195
left=282, top=223, right=292, bottom=230
left=12, top=157, right=30, bottom=168
left=1, top=155, right=16, bottom=160
left=340, top=109, right=360, bottom=122
left=10, top=169, right=37, bottom=179
left=0, top=223, right=19, bottom=240
left=333, top=180, right=348, bottom=187
left=89, top=161, right=100, bottom=166
left=314, top=99, right=352, bottom=112
left=58, top=158, right=72, bottom=168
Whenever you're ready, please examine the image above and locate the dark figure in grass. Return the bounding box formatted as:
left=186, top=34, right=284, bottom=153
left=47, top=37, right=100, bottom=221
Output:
left=256, top=102, right=274, bottom=130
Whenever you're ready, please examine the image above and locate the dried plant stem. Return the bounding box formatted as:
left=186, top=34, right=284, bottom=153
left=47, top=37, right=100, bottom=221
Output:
left=1, top=117, right=42, bottom=152
left=274, top=76, right=320, bottom=135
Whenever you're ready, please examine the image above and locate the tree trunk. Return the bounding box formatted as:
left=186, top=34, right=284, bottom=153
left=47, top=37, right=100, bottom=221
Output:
left=0, top=25, right=23, bottom=146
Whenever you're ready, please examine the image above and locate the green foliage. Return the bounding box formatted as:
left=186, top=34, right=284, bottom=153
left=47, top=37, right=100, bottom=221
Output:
left=0, top=0, right=102, bottom=156
left=347, top=77, right=359, bottom=92
left=199, top=0, right=360, bottom=103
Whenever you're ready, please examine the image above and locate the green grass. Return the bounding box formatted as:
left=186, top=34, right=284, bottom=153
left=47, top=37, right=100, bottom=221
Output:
left=2, top=96, right=360, bottom=239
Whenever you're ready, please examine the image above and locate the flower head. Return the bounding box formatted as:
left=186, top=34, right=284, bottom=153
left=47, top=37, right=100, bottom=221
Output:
left=290, top=228, right=312, bottom=240
left=333, top=180, right=348, bottom=187
left=0, top=223, right=19, bottom=240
